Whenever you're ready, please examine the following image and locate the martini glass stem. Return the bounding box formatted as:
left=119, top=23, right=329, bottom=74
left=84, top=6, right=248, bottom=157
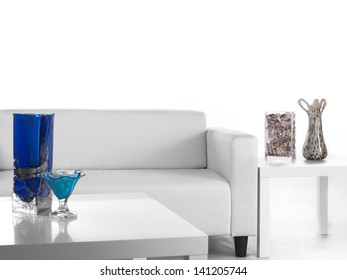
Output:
left=58, top=198, right=69, bottom=212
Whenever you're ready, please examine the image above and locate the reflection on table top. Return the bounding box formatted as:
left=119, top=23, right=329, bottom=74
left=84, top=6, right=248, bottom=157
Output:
left=0, top=193, right=206, bottom=247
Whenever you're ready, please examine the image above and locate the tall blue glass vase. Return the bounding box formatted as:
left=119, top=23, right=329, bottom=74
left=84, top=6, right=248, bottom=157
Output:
left=13, top=113, right=54, bottom=214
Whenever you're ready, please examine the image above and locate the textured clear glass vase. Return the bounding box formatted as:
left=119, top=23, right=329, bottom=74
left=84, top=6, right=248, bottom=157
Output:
left=265, top=111, right=296, bottom=163
left=12, top=113, right=54, bottom=215
left=298, top=99, right=328, bottom=160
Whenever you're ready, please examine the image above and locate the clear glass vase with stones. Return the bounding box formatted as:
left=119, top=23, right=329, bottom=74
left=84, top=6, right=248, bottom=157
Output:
left=265, top=111, right=296, bottom=163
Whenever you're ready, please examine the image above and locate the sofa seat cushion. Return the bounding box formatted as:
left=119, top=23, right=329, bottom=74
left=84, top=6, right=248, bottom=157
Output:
left=0, top=171, right=13, bottom=197
left=78, top=169, right=231, bottom=236
left=0, top=169, right=231, bottom=236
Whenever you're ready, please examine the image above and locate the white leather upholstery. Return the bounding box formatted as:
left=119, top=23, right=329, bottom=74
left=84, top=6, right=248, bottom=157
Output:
left=207, top=128, right=258, bottom=236
left=0, top=169, right=231, bottom=236
left=0, top=110, right=207, bottom=170
left=0, top=171, right=12, bottom=197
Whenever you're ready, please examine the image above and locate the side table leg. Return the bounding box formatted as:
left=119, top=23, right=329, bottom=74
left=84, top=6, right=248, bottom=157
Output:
left=257, top=177, right=270, bottom=258
left=317, top=176, right=328, bottom=234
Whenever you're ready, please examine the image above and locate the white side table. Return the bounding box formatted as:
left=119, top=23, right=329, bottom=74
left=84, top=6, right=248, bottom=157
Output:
left=257, top=157, right=347, bottom=258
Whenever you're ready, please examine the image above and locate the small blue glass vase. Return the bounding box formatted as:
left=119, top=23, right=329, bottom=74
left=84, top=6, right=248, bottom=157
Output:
left=39, top=170, right=85, bottom=219
left=13, top=113, right=54, bottom=214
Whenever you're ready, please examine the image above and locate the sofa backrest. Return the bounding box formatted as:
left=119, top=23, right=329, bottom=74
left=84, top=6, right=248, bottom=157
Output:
left=0, top=110, right=207, bottom=170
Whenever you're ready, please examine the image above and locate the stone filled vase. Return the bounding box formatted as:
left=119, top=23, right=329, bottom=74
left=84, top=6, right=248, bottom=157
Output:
left=298, top=99, right=327, bottom=160
left=265, top=111, right=296, bottom=162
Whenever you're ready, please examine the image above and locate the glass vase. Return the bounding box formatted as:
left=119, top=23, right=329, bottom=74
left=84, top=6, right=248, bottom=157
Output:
left=13, top=113, right=54, bottom=214
left=265, top=111, right=296, bottom=163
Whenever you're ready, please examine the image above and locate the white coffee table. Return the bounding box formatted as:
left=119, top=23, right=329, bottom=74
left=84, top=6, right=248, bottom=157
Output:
left=0, top=193, right=208, bottom=260
left=257, top=157, right=347, bottom=258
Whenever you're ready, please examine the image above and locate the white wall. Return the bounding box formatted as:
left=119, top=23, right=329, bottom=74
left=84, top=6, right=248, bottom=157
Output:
left=1, top=1, right=347, bottom=158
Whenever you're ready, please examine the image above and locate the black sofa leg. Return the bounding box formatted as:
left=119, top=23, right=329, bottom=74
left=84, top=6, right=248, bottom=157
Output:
left=234, top=236, right=248, bottom=257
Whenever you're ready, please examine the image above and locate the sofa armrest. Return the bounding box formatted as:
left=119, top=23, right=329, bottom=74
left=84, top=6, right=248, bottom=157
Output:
left=206, top=128, right=258, bottom=237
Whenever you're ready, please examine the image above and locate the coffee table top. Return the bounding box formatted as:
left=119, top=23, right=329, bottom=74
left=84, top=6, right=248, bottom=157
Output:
left=258, top=157, right=347, bottom=178
left=0, top=193, right=208, bottom=259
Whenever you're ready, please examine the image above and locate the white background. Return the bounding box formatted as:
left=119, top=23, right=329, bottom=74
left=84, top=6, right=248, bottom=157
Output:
left=1, top=0, right=347, bottom=157
left=1, top=1, right=347, bottom=276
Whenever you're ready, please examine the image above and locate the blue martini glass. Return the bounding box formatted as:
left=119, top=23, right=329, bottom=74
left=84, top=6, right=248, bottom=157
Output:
left=39, top=170, right=85, bottom=219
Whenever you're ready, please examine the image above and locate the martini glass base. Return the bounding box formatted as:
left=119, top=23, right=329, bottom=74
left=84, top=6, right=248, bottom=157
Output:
left=50, top=198, right=77, bottom=220
left=50, top=209, right=77, bottom=220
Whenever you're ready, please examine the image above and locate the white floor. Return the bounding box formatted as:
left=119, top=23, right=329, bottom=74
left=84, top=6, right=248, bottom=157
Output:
left=208, top=177, right=347, bottom=260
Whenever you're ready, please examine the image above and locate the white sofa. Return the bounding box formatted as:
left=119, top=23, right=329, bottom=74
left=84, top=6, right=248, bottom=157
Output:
left=0, top=109, right=258, bottom=257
